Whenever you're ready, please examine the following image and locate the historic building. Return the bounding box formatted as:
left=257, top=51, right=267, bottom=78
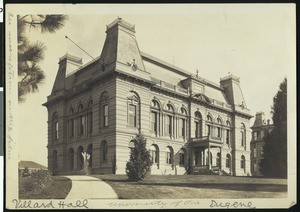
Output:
left=250, top=112, right=274, bottom=176
left=43, top=18, right=252, bottom=176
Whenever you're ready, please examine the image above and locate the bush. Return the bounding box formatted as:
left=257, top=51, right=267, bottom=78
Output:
left=24, top=170, right=53, bottom=192
left=126, top=133, right=152, bottom=181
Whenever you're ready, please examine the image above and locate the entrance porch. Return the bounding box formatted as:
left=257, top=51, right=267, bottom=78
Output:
left=191, top=135, right=223, bottom=175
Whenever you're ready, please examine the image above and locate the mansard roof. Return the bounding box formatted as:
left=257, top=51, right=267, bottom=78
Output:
left=45, top=18, right=252, bottom=118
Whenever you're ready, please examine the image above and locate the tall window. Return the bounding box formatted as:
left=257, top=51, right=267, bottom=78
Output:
left=150, top=99, right=160, bottom=135
left=100, top=91, right=109, bottom=128
left=217, top=118, right=222, bottom=138
left=104, top=105, right=108, bottom=127
left=55, top=122, right=59, bottom=140
left=166, top=146, right=173, bottom=165
left=166, top=115, right=172, bottom=136
left=79, top=116, right=85, bottom=135
left=195, top=121, right=199, bottom=137
left=181, top=119, right=186, bottom=137
left=226, top=154, right=231, bottom=168
left=217, top=127, right=221, bottom=138
left=128, top=104, right=136, bottom=127
left=165, top=104, right=174, bottom=137
left=87, top=100, right=93, bottom=133
left=226, top=130, right=230, bottom=144
left=100, top=140, right=108, bottom=163
left=151, top=112, right=158, bottom=133
left=127, top=92, right=140, bottom=128
left=216, top=152, right=221, bottom=167
left=241, top=123, right=246, bottom=147
left=207, top=125, right=211, bottom=136
left=241, top=155, right=245, bottom=171
left=226, top=121, right=231, bottom=145
left=195, top=111, right=202, bottom=138
left=206, top=115, right=212, bottom=136
left=179, top=149, right=185, bottom=165
left=180, top=108, right=187, bottom=138
left=52, top=112, right=59, bottom=141
left=69, top=108, right=75, bottom=138
left=150, top=145, right=159, bottom=165
left=78, top=104, right=85, bottom=136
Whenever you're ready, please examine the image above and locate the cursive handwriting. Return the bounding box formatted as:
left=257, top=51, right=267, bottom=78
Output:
left=108, top=200, right=168, bottom=208
left=58, top=199, right=88, bottom=209
left=12, top=199, right=55, bottom=209
left=12, top=199, right=89, bottom=209
left=210, top=200, right=255, bottom=209
left=7, top=15, right=14, bottom=159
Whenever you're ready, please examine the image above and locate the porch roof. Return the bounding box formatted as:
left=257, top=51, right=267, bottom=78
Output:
left=191, top=136, right=223, bottom=148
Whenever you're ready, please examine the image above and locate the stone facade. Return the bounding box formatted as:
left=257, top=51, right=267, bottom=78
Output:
left=43, top=18, right=252, bottom=176
left=250, top=112, right=274, bottom=176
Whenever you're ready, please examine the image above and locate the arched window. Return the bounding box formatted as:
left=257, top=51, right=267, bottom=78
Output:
left=165, top=104, right=175, bottom=137
left=100, top=92, right=109, bottom=128
left=100, top=140, right=108, bottom=163
left=150, top=100, right=160, bottom=135
left=226, top=121, right=231, bottom=145
left=68, top=108, right=75, bottom=138
left=206, top=115, right=213, bottom=136
left=240, top=123, right=246, bottom=147
left=127, top=92, right=140, bottom=128
left=179, top=149, right=186, bottom=166
left=87, top=100, right=93, bottom=134
left=241, top=155, right=246, bottom=171
left=150, top=145, right=159, bottom=165
left=180, top=107, right=187, bottom=138
left=165, top=146, right=174, bottom=165
left=194, top=111, right=202, bottom=138
left=68, top=148, right=74, bottom=171
left=52, top=150, right=58, bottom=173
left=78, top=104, right=85, bottom=136
left=226, top=154, right=231, bottom=169
left=52, top=112, right=59, bottom=141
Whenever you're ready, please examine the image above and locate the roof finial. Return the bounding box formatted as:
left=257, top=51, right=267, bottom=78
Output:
left=196, top=69, right=199, bottom=78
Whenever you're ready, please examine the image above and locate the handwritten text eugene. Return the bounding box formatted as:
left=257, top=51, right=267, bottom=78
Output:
left=210, top=200, right=255, bottom=209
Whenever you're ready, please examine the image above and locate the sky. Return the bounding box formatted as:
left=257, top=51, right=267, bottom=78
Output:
left=15, top=4, right=294, bottom=166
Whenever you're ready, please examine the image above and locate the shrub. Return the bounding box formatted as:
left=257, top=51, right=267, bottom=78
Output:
left=126, top=133, right=152, bottom=181
left=24, top=170, right=53, bottom=192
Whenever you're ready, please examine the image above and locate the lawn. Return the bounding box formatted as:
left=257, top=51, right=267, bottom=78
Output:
left=94, top=174, right=287, bottom=199
left=19, top=176, right=72, bottom=199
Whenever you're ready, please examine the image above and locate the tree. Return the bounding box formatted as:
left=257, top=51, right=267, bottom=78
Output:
left=260, top=78, right=287, bottom=178
left=126, top=133, right=152, bottom=181
left=18, top=15, right=68, bottom=102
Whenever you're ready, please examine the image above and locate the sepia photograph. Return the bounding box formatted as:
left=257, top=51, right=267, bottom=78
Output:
left=5, top=4, right=296, bottom=210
